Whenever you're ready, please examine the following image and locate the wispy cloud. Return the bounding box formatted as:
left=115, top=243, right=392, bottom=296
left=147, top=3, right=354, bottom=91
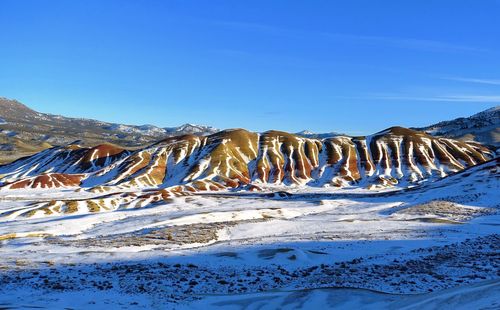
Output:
left=321, top=33, right=486, bottom=53
left=207, top=20, right=303, bottom=38
left=209, top=49, right=255, bottom=57
left=371, top=94, right=500, bottom=102
left=208, top=48, right=339, bottom=69
left=441, top=77, right=500, bottom=86
left=206, top=20, right=487, bottom=54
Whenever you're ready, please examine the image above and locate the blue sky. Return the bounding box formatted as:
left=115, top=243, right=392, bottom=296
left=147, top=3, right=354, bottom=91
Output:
left=0, top=0, right=499, bottom=135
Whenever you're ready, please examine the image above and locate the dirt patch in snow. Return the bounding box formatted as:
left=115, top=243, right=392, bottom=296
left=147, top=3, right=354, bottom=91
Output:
left=46, top=220, right=264, bottom=248
left=391, top=200, right=497, bottom=222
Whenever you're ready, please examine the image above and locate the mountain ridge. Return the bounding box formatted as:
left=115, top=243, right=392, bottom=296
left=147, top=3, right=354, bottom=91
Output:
left=1, top=126, right=493, bottom=192
left=414, top=105, right=499, bottom=148
left=0, top=125, right=494, bottom=218
left=0, top=97, right=218, bottom=163
left=0, top=97, right=219, bottom=137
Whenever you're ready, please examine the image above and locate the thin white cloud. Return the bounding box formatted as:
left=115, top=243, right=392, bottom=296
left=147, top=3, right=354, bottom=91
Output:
left=442, top=77, right=500, bottom=86
left=206, top=20, right=486, bottom=53
left=322, top=33, right=486, bottom=53
left=372, top=94, right=500, bottom=102
left=209, top=49, right=255, bottom=57
left=207, top=20, right=302, bottom=38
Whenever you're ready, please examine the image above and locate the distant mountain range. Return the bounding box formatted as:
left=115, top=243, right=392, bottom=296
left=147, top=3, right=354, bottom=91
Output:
left=1, top=97, right=498, bottom=164
left=295, top=130, right=343, bottom=139
left=414, top=106, right=499, bottom=148
left=296, top=106, right=499, bottom=148
left=0, top=97, right=497, bottom=213
left=0, top=97, right=218, bottom=163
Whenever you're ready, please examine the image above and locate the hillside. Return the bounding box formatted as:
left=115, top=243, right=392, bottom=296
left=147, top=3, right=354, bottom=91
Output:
left=0, top=146, right=498, bottom=308
left=295, top=130, right=343, bottom=139
left=0, top=103, right=497, bottom=309
left=0, top=126, right=494, bottom=218
left=415, top=106, right=500, bottom=148
left=0, top=97, right=218, bottom=163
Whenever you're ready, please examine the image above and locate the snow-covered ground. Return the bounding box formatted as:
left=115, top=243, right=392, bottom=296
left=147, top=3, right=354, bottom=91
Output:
left=188, top=280, right=500, bottom=310
left=0, top=160, right=498, bottom=309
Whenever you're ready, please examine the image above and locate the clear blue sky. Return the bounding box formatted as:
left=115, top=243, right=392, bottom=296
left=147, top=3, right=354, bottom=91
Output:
left=0, top=1, right=499, bottom=135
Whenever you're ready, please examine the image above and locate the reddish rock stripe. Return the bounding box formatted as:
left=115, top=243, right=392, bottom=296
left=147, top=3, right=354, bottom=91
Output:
left=0, top=127, right=494, bottom=191
left=7, top=173, right=84, bottom=189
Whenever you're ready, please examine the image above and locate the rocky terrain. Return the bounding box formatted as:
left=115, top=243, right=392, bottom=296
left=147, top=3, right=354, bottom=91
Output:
left=295, top=129, right=344, bottom=139
left=0, top=97, right=217, bottom=164
left=0, top=126, right=494, bottom=219
left=415, top=105, right=500, bottom=148
left=0, top=104, right=498, bottom=309
left=0, top=156, right=498, bottom=308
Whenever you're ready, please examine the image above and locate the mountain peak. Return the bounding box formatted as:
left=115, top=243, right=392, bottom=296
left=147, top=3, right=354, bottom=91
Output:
left=297, top=130, right=315, bottom=135
left=0, top=97, right=219, bottom=163
left=470, top=105, right=500, bottom=119
left=0, top=126, right=493, bottom=192
left=415, top=106, right=500, bottom=147
left=0, top=97, right=39, bottom=119
left=165, top=123, right=218, bottom=134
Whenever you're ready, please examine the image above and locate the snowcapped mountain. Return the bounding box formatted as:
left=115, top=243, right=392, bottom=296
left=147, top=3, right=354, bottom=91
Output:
left=295, top=130, right=343, bottom=138
left=104, top=123, right=218, bottom=137
left=415, top=106, right=499, bottom=148
left=165, top=123, right=218, bottom=135
left=0, top=104, right=498, bottom=308
left=0, top=97, right=217, bottom=163
left=0, top=126, right=493, bottom=201
left=296, top=130, right=315, bottom=136
left=103, top=124, right=166, bottom=136
left=0, top=97, right=497, bottom=208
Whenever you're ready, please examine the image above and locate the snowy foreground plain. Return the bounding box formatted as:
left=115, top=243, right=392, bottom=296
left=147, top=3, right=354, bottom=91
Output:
left=0, top=160, right=499, bottom=309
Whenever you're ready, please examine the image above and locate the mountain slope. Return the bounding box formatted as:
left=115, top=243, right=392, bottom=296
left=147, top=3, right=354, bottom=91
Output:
left=0, top=127, right=492, bottom=194
left=414, top=106, right=499, bottom=148
left=0, top=97, right=218, bottom=163
left=295, top=130, right=343, bottom=139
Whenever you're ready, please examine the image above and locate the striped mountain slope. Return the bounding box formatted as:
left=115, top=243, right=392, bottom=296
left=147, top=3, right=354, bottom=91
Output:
left=0, top=127, right=493, bottom=191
